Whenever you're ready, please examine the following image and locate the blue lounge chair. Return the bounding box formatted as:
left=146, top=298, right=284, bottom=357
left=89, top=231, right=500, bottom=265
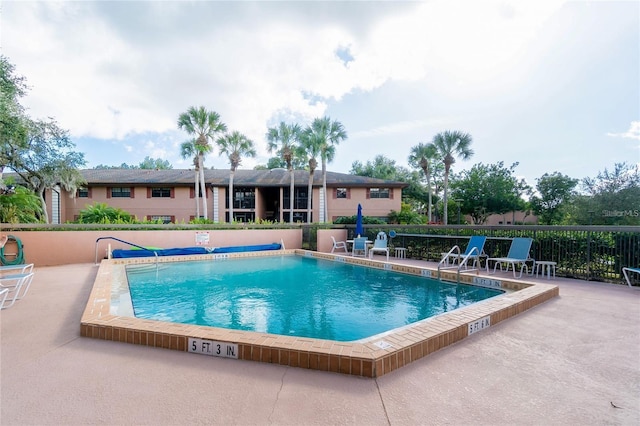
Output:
left=441, top=236, right=486, bottom=270
left=369, top=232, right=389, bottom=261
left=622, top=267, right=640, bottom=287
left=486, top=237, right=534, bottom=278
left=351, top=237, right=368, bottom=258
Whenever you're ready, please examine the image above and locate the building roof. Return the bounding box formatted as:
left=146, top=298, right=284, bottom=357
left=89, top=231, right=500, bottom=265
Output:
left=77, top=169, right=408, bottom=188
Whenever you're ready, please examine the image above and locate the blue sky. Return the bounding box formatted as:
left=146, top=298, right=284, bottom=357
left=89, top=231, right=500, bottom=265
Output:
left=2, top=0, right=638, bottom=188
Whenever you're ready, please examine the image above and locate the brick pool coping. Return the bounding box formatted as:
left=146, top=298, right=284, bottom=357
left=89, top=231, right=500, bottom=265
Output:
left=81, top=250, right=559, bottom=377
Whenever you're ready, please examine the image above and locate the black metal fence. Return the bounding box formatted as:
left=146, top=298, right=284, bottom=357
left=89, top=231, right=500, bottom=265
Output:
left=302, top=224, right=640, bottom=285
left=4, top=223, right=638, bottom=285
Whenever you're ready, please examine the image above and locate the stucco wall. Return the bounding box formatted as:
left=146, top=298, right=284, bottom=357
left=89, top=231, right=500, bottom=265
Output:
left=316, top=229, right=349, bottom=254
left=63, top=187, right=204, bottom=224
left=3, top=229, right=302, bottom=266
left=326, top=187, right=401, bottom=221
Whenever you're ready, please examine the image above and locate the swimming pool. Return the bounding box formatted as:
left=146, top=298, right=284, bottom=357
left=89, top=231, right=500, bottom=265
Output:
left=125, top=256, right=503, bottom=341
left=82, top=250, right=559, bottom=377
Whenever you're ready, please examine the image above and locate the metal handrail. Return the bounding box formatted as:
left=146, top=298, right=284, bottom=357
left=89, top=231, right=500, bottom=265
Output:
left=94, top=237, right=158, bottom=265
left=438, top=246, right=482, bottom=283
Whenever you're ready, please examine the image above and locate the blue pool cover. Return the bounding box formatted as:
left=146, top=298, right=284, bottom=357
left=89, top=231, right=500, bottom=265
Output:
left=112, top=243, right=282, bottom=258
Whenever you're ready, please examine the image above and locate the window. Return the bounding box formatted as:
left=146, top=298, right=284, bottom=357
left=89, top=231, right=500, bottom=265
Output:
left=190, top=187, right=205, bottom=198
left=283, top=188, right=309, bottom=210
left=110, top=187, right=132, bottom=198
left=284, top=212, right=308, bottom=223
left=229, top=212, right=255, bottom=223
left=148, top=215, right=174, bottom=224
left=77, top=188, right=90, bottom=198
left=150, top=187, right=172, bottom=198
left=336, top=188, right=348, bottom=199
left=369, top=188, right=390, bottom=199
left=225, top=187, right=255, bottom=209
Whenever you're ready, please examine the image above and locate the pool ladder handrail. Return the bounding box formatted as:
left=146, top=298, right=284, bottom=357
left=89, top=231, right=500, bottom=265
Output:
left=94, top=236, right=159, bottom=266
left=437, top=246, right=482, bottom=283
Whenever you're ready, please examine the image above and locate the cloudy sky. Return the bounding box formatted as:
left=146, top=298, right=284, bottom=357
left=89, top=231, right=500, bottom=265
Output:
left=2, top=0, right=639, bottom=187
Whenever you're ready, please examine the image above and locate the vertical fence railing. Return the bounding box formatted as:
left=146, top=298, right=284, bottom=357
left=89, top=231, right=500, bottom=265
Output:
left=302, top=224, right=640, bottom=284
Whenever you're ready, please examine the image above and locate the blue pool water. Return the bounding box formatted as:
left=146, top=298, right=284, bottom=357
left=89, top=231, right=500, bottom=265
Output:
left=125, top=255, right=503, bottom=341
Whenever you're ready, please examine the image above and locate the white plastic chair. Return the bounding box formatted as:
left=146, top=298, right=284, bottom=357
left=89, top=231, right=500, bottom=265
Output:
left=0, top=264, right=34, bottom=299
left=0, top=272, right=35, bottom=309
left=330, top=236, right=348, bottom=253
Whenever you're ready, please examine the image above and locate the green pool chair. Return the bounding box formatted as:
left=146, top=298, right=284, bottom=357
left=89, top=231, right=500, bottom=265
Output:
left=486, top=237, right=534, bottom=278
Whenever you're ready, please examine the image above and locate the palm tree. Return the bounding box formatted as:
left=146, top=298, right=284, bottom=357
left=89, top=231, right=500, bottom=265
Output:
left=430, top=130, right=474, bottom=225
left=408, top=142, right=438, bottom=223
left=179, top=140, right=202, bottom=218
left=217, top=131, right=256, bottom=222
left=266, top=122, right=301, bottom=224
left=177, top=106, right=227, bottom=220
left=305, top=117, right=347, bottom=222
left=299, top=129, right=322, bottom=223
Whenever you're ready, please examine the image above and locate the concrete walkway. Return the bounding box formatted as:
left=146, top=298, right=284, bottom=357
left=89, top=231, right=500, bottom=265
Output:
left=1, top=263, right=639, bottom=425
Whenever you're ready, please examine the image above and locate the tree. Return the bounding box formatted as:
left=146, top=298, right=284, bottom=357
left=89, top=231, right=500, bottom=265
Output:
left=1, top=56, right=28, bottom=186
left=93, top=163, right=137, bottom=169
left=267, top=122, right=301, bottom=224
left=0, top=183, right=42, bottom=223
left=350, top=155, right=398, bottom=180
left=299, top=129, right=322, bottom=223
left=388, top=202, right=426, bottom=224
left=430, top=130, right=474, bottom=224
left=177, top=106, right=227, bottom=220
left=408, top=142, right=439, bottom=222
left=217, top=131, right=256, bottom=222
left=450, top=162, right=529, bottom=224
left=179, top=139, right=202, bottom=218
left=255, top=155, right=307, bottom=170
left=138, top=156, right=172, bottom=169
left=4, top=118, right=86, bottom=223
left=530, top=172, right=578, bottom=225
left=93, top=158, right=172, bottom=170
left=305, top=117, right=347, bottom=223
left=350, top=155, right=427, bottom=215
left=575, top=162, right=640, bottom=225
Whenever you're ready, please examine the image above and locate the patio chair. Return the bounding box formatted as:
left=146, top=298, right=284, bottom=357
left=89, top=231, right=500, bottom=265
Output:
left=330, top=236, right=348, bottom=253
left=0, top=288, right=8, bottom=309
left=369, top=232, right=389, bottom=261
left=622, top=267, right=640, bottom=288
left=1, top=272, right=35, bottom=309
left=351, top=237, right=368, bottom=258
left=486, top=237, right=534, bottom=278
left=441, top=236, right=486, bottom=269
left=0, top=264, right=34, bottom=299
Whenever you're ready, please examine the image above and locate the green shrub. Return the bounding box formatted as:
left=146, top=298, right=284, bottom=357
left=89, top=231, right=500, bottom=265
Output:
left=76, top=202, right=135, bottom=224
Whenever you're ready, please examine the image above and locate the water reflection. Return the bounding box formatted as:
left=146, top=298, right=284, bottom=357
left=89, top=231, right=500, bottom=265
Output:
left=126, top=257, right=503, bottom=341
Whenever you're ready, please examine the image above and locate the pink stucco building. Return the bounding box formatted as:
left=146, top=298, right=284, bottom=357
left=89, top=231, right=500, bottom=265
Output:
left=49, top=169, right=407, bottom=224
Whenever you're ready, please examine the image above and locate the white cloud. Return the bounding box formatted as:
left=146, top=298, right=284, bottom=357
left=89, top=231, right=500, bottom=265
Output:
left=5, top=0, right=565, bottom=149
left=607, top=121, right=640, bottom=141
left=351, top=118, right=454, bottom=139
left=5, top=0, right=637, bottom=185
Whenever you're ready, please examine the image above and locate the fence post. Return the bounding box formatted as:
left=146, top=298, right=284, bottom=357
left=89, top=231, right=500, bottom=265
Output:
left=586, top=212, right=594, bottom=280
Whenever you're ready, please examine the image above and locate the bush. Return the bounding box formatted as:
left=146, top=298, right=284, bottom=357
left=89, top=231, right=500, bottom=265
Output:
left=333, top=215, right=386, bottom=225
left=76, top=202, right=136, bottom=224
left=388, top=202, right=426, bottom=224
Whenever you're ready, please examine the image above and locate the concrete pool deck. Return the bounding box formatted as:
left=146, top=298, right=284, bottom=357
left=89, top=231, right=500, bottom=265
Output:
left=1, top=261, right=639, bottom=425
